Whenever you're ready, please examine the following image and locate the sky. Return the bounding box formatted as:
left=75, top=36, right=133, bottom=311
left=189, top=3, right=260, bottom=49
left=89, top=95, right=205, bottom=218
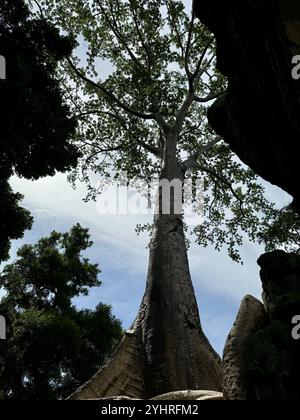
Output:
left=2, top=0, right=292, bottom=357
left=3, top=173, right=290, bottom=356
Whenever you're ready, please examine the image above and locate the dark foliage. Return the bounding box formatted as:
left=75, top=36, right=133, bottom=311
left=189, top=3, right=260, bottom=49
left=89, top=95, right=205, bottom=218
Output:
left=0, top=225, right=123, bottom=400
left=0, top=0, right=79, bottom=261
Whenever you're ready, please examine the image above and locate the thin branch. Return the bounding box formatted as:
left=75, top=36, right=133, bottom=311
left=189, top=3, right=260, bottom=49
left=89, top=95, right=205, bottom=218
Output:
left=96, top=0, right=144, bottom=69
left=174, top=60, right=209, bottom=133
left=64, top=86, right=162, bottom=159
left=196, top=163, right=246, bottom=217
left=78, top=135, right=117, bottom=152
left=136, top=139, right=161, bottom=157
left=32, top=0, right=44, bottom=18
left=128, top=0, right=152, bottom=73
left=209, top=181, right=219, bottom=219
left=191, top=44, right=214, bottom=88
left=179, top=119, right=203, bottom=139
left=174, top=45, right=215, bottom=134
left=194, top=91, right=225, bottom=103
left=66, top=58, right=155, bottom=121
left=74, top=109, right=125, bottom=124
left=185, top=3, right=196, bottom=83
left=181, top=136, right=223, bottom=170
left=83, top=143, right=126, bottom=171
left=165, top=2, right=185, bottom=62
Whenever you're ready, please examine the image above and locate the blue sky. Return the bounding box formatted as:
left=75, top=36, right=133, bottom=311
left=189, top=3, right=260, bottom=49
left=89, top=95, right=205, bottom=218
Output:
left=1, top=173, right=290, bottom=356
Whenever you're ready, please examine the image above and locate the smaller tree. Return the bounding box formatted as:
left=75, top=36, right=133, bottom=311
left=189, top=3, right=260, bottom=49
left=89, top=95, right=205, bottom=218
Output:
left=0, top=224, right=123, bottom=400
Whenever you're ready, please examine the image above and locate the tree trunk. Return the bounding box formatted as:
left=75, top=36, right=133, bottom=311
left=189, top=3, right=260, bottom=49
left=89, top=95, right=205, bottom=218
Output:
left=68, top=155, right=223, bottom=400
left=133, top=211, right=223, bottom=397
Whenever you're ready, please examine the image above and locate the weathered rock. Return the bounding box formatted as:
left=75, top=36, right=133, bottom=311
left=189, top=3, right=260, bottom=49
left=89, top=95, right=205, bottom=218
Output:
left=81, top=390, right=224, bottom=401
left=224, top=252, right=300, bottom=400
left=197, top=394, right=223, bottom=401
left=151, top=390, right=222, bottom=400
left=245, top=320, right=300, bottom=400
left=89, top=396, right=141, bottom=401
left=258, top=250, right=300, bottom=322
left=243, top=250, right=300, bottom=400
left=193, top=0, right=300, bottom=400
left=194, top=0, right=300, bottom=213
left=223, top=295, right=268, bottom=400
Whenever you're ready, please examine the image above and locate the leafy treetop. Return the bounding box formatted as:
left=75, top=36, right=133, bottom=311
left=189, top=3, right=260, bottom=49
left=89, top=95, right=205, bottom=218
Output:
left=0, top=224, right=123, bottom=400
left=36, top=0, right=300, bottom=261
left=0, top=0, right=80, bottom=261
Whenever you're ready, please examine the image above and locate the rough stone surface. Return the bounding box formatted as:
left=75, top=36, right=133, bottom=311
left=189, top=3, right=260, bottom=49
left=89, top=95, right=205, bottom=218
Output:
left=89, top=396, right=141, bottom=401
left=76, top=390, right=224, bottom=401
left=150, top=390, right=222, bottom=401
left=194, top=0, right=300, bottom=400
left=194, top=0, right=300, bottom=213
left=245, top=250, right=300, bottom=400
left=224, top=252, right=300, bottom=400
left=258, top=250, right=300, bottom=322
left=223, top=295, right=268, bottom=400
left=197, top=394, right=223, bottom=401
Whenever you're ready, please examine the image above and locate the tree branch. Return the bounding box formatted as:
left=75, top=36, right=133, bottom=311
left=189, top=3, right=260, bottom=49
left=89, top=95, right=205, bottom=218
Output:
left=32, top=0, right=44, bottom=18
left=166, top=2, right=186, bottom=62
left=196, top=162, right=246, bottom=217
left=194, top=91, right=225, bottom=103
left=136, top=139, right=161, bottom=157
left=128, top=0, right=152, bottom=74
left=79, top=108, right=161, bottom=158
left=66, top=58, right=155, bottom=121
left=174, top=44, right=215, bottom=134
left=185, top=3, right=196, bottom=83
left=174, top=63, right=207, bottom=133
left=190, top=39, right=214, bottom=85
left=95, top=0, right=144, bottom=69
left=181, top=136, right=223, bottom=170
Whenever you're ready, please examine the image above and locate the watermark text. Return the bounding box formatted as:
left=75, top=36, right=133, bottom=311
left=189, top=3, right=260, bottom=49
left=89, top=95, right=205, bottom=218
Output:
left=292, top=55, right=300, bottom=80
left=0, top=315, right=6, bottom=340
left=95, top=173, right=204, bottom=226
left=292, top=315, right=300, bottom=340
left=0, top=55, right=6, bottom=80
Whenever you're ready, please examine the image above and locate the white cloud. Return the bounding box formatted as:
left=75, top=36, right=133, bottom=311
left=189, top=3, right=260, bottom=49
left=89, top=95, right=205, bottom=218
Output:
left=6, top=173, right=292, bottom=354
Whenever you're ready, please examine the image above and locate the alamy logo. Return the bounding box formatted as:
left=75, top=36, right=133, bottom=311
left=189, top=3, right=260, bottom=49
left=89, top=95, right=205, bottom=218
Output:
left=292, top=55, right=300, bottom=80
left=292, top=315, right=300, bottom=340
left=0, top=315, right=6, bottom=340
left=0, top=55, right=6, bottom=80
left=95, top=172, right=204, bottom=226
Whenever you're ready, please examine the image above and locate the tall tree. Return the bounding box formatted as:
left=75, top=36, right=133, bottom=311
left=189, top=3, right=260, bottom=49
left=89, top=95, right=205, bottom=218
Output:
left=0, top=224, right=123, bottom=400
left=0, top=0, right=79, bottom=261
left=38, top=0, right=296, bottom=398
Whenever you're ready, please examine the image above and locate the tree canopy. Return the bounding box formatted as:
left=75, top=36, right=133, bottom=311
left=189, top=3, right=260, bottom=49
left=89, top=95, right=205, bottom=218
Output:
left=0, top=0, right=78, bottom=179
left=0, top=0, right=79, bottom=261
left=35, top=0, right=300, bottom=262
left=0, top=224, right=123, bottom=400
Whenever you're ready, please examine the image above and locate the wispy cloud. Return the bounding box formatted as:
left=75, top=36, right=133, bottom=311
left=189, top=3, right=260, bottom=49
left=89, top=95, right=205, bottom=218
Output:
left=6, top=173, right=291, bottom=355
